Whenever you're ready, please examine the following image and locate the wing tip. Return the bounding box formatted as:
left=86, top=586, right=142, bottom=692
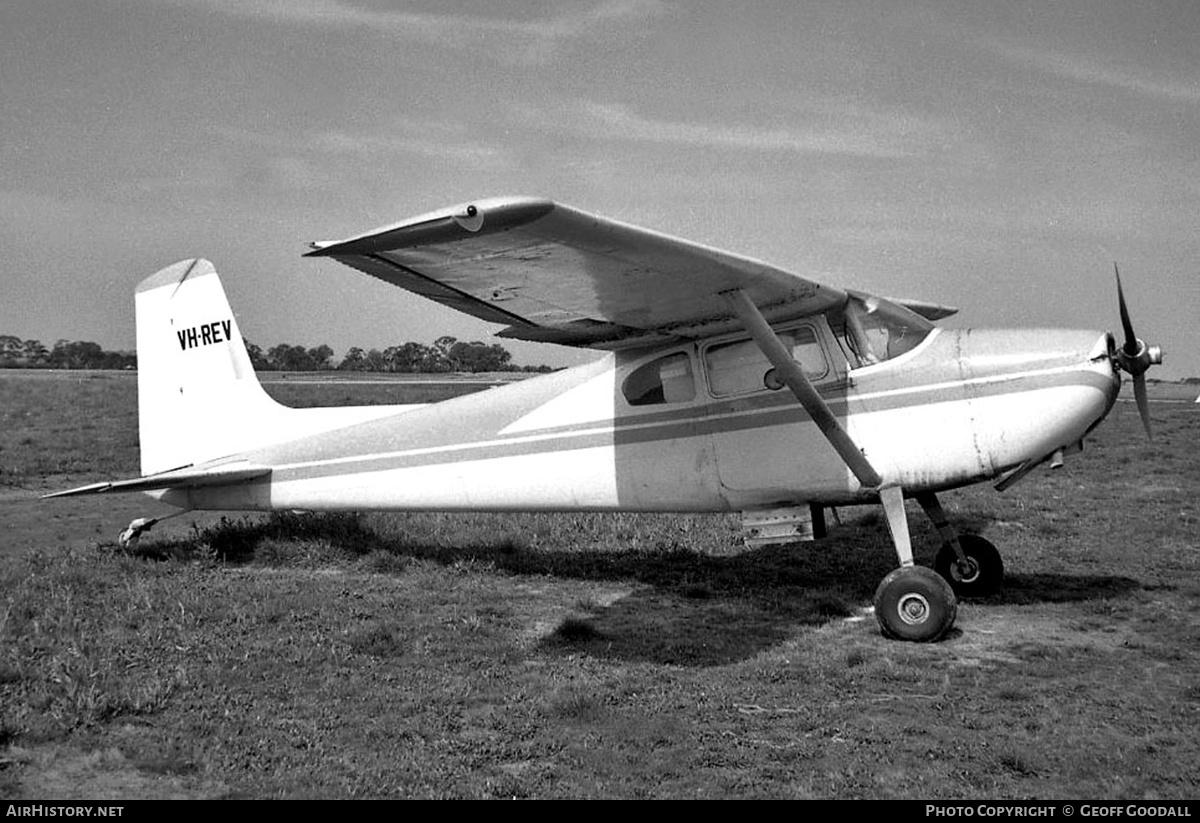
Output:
left=305, top=196, right=555, bottom=257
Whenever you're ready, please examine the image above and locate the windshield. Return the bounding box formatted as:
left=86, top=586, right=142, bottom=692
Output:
left=840, top=293, right=933, bottom=366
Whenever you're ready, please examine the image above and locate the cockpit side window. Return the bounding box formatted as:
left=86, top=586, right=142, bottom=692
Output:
left=622, top=352, right=696, bottom=406
left=838, top=295, right=933, bottom=367
left=705, top=325, right=828, bottom=397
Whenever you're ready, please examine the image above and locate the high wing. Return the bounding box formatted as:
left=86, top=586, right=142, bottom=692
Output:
left=307, top=197, right=904, bottom=350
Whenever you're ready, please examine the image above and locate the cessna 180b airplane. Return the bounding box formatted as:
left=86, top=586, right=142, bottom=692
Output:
left=47, top=196, right=1164, bottom=642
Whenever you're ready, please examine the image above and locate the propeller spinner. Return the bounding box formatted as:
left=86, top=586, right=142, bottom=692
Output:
left=1113, top=264, right=1164, bottom=438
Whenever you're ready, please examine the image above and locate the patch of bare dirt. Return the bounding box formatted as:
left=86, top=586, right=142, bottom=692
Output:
left=3, top=742, right=228, bottom=800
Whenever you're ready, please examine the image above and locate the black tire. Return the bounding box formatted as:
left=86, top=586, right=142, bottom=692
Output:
left=935, top=534, right=1004, bottom=597
left=874, top=566, right=957, bottom=642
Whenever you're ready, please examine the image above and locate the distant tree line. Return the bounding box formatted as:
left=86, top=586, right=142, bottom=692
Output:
left=0, top=337, right=136, bottom=370
left=0, top=334, right=552, bottom=374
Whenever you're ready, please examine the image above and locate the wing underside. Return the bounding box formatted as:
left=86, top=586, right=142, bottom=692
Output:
left=306, top=197, right=853, bottom=349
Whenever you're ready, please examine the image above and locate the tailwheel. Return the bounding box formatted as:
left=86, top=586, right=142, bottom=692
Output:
left=874, top=566, right=957, bottom=642
left=118, top=517, right=159, bottom=549
left=935, top=534, right=1004, bottom=597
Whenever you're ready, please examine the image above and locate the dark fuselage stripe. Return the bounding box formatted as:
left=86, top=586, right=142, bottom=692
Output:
left=270, top=366, right=1115, bottom=482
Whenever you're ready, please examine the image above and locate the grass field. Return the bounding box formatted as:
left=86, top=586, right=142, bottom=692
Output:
left=1, top=370, right=1198, bottom=799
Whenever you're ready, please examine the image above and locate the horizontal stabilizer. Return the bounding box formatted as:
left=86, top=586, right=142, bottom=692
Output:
left=42, top=462, right=271, bottom=498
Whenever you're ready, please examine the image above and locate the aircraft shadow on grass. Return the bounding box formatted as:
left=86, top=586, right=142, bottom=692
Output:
left=134, top=510, right=1140, bottom=667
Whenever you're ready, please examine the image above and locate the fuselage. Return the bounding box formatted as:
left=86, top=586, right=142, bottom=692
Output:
left=164, top=321, right=1121, bottom=515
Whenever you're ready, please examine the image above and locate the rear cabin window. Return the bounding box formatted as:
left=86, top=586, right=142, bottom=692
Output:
left=705, top=326, right=828, bottom=397
left=622, top=352, right=696, bottom=406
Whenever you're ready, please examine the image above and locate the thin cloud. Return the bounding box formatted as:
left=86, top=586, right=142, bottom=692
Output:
left=212, top=122, right=513, bottom=173
left=540, top=100, right=953, bottom=159
left=979, top=38, right=1200, bottom=105
left=170, top=0, right=667, bottom=64
left=314, top=129, right=510, bottom=168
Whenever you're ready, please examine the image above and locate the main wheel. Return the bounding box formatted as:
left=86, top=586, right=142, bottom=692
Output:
left=935, top=534, right=1003, bottom=597
left=874, top=566, right=957, bottom=642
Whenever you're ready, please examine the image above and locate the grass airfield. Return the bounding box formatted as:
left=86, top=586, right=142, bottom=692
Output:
left=1, top=369, right=1198, bottom=799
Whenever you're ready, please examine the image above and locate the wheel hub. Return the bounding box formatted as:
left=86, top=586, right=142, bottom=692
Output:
left=897, top=592, right=930, bottom=625
left=953, top=558, right=980, bottom=584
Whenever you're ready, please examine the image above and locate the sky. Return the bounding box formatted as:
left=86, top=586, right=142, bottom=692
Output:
left=2, top=0, right=1197, bottom=378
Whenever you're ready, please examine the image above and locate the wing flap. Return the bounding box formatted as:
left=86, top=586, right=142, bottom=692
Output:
left=319, top=251, right=537, bottom=328
left=42, top=462, right=271, bottom=498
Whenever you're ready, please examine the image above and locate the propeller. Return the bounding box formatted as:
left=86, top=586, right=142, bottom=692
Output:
left=1113, top=264, right=1164, bottom=438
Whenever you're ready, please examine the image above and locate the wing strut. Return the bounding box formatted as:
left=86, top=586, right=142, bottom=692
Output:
left=723, top=289, right=957, bottom=639
left=722, top=289, right=883, bottom=489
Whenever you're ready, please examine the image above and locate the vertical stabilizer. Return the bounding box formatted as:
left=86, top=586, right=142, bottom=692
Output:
left=135, top=259, right=286, bottom=474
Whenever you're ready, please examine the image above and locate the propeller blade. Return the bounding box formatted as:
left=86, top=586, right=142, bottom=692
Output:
left=1111, top=264, right=1161, bottom=440
left=1133, top=373, right=1153, bottom=439
left=1114, top=263, right=1139, bottom=357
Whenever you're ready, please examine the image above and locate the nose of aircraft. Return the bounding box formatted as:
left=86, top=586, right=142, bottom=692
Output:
left=956, top=328, right=1120, bottom=384
left=951, top=327, right=1122, bottom=473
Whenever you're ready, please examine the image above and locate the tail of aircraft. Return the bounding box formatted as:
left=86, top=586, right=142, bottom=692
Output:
left=44, top=258, right=415, bottom=500
left=135, top=259, right=291, bottom=475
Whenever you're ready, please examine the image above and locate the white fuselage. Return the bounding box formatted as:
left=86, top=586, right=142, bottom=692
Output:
left=162, top=325, right=1120, bottom=515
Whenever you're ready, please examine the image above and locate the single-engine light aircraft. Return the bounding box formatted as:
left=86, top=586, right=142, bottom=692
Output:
left=47, top=197, right=1164, bottom=641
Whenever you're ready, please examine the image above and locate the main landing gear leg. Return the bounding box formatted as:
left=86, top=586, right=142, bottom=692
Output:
left=873, top=486, right=958, bottom=642
left=917, top=492, right=1004, bottom=597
